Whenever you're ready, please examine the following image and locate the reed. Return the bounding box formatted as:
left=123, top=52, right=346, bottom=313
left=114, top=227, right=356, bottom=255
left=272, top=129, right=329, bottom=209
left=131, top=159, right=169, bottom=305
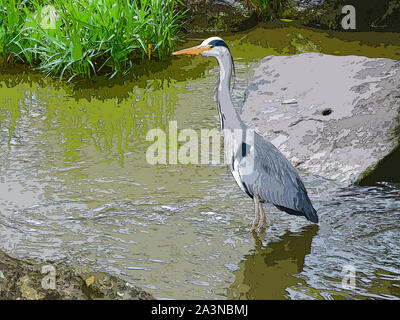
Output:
left=0, top=0, right=186, bottom=79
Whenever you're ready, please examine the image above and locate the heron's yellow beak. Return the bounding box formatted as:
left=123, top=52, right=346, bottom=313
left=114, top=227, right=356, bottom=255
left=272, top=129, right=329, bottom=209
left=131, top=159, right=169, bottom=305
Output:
left=172, top=45, right=212, bottom=56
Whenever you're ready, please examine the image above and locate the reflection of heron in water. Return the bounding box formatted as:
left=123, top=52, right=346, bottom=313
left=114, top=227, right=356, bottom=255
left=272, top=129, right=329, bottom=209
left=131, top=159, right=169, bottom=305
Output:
left=173, top=37, right=318, bottom=232
left=228, top=224, right=318, bottom=299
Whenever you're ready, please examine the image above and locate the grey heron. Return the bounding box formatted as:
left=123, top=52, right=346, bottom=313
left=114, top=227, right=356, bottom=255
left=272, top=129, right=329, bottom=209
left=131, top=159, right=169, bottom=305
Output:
left=173, top=37, right=318, bottom=232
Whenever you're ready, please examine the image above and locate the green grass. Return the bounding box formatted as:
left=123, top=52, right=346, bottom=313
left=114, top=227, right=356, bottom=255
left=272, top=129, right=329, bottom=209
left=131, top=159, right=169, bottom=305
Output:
left=0, top=0, right=186, bottom=80
left=249, top=0, right=287, bottom=21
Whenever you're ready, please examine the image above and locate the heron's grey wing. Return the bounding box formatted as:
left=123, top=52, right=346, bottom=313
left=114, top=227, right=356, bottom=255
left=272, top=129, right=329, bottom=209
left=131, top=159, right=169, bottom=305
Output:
left=242, top=134, right=318, bottom=223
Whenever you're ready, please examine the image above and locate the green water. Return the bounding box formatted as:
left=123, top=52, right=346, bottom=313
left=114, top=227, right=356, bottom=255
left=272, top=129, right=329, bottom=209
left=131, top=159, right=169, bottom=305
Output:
left=0, top=25, right=399, bottom=299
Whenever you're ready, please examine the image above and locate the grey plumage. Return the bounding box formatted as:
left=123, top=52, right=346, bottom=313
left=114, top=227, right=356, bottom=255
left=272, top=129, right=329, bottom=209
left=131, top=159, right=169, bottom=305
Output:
left=243, top=132, right=318, bottom=223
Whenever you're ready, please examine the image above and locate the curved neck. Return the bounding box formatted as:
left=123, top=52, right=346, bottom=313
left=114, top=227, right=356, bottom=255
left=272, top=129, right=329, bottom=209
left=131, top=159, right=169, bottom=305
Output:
left=216, top=53, right=245, bottom=131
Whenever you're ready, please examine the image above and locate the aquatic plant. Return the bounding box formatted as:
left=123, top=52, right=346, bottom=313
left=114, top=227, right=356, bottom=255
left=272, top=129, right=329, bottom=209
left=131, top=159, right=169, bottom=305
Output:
left=0, top=0, right=186, bottom=79
left=0, top=0, right=27, bottom=63
left=249, top=0, right=288, bottom=20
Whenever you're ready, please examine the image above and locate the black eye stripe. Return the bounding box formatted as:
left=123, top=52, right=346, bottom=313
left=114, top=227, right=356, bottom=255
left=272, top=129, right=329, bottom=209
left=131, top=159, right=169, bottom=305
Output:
left=208, top=39, right=229, bottom=50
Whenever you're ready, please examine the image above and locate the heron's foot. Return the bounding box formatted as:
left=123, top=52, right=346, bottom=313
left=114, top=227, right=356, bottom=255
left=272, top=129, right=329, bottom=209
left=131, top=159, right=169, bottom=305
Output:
left=252, top=225, right=266, bottom=242
left=257, top=222, right=266, bottom=233
left=251, top=216, right=260, bottom=232
left=251, top=217, right=266, bottom=232
left=251, top=215, right=266, bottom=235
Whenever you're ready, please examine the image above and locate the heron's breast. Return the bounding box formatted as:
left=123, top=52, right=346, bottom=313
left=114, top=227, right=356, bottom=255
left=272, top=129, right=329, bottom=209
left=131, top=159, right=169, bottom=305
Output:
left=230, top=162, right=247, bottom=194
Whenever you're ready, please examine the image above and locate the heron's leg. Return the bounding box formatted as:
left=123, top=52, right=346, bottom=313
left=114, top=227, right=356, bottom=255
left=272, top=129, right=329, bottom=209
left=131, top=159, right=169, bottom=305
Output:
left=251, top=194, right=260, bottom=232
left=258, top=201, right=266, bottom=229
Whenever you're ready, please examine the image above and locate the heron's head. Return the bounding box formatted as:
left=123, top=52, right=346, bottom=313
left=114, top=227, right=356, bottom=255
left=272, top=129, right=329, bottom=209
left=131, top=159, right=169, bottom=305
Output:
left=172, top=37, right=231, bottom=59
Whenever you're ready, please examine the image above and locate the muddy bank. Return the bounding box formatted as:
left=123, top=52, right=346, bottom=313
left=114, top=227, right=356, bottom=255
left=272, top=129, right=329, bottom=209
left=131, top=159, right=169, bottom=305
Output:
left=0, top=250, right=154, bottom=300
left=241, top=53, right=400, bottom=185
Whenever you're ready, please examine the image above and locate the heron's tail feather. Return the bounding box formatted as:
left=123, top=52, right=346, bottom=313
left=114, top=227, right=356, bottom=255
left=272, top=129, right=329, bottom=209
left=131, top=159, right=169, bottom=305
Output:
left=274, top=204, right=318, bottom=223
left=304, top=205, right=319, bottom=223
left=300, top=192, right=319, bottom=223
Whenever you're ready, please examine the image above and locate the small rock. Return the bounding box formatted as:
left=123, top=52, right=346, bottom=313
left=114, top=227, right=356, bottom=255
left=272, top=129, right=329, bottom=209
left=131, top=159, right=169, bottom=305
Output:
left=85, top=275, right=95, bottom=287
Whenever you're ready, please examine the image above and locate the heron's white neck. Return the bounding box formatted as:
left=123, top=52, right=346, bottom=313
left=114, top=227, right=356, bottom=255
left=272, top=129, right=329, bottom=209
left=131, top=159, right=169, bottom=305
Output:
left=215, top=53, right=245, bottom=131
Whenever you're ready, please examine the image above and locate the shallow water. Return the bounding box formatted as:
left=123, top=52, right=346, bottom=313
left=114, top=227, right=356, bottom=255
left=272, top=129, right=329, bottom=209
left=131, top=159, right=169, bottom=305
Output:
left=0, top=25, right=400, bottom=299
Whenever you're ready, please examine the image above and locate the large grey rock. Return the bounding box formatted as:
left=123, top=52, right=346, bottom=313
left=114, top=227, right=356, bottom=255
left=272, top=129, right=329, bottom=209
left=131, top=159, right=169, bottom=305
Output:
left=241, top=53, right=400, bottom=185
